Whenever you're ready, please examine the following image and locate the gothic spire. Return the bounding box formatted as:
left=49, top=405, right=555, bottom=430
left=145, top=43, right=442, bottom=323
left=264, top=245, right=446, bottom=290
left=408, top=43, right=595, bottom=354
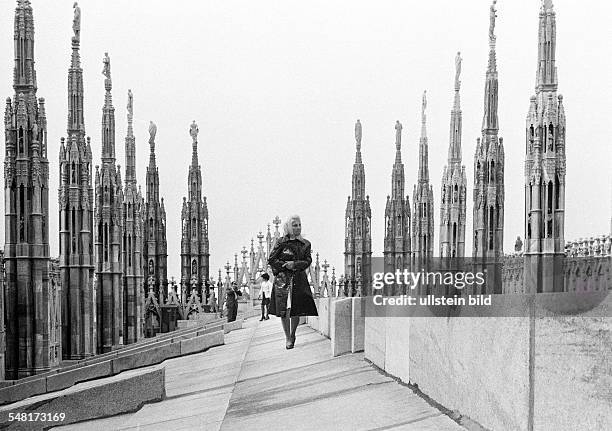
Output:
left=351, top=119, right=365, bottom=200
left=448, top=52, right=462, bottom=165
left=148, top=120, right=157, bottom=167
left=13, top=0, right=37, bottom=93
left=394, top=120, right=402, bottom=163
left=101, top=52, right=115, bottom=162
left=190, top=120, right=199, bottom=167
left=125, top=89, right=136, bottom=185
left=391, top=120, right=404, bottom=199
left=67, top=3, right=84, bottom=137
left=536, top=0, right=558, bottom=91
left=418, top=91, right=430, bottom=183
left=482, top=0, right=499, bottom=133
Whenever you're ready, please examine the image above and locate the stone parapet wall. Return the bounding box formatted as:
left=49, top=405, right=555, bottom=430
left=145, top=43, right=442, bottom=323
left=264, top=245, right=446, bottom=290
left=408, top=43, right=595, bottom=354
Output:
left=501, top=251, right=611, bottom=293
left=361, top=293, right=612, bottom=431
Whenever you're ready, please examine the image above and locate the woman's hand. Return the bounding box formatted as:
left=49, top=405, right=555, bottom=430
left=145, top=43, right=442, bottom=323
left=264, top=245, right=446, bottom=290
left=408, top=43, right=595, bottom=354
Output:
left=283, top=261, right=296, bottom=270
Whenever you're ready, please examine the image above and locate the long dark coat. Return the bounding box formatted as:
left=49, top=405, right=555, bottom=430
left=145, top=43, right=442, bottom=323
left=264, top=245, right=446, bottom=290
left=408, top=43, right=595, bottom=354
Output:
left=268, top=236, right=319, bottom=317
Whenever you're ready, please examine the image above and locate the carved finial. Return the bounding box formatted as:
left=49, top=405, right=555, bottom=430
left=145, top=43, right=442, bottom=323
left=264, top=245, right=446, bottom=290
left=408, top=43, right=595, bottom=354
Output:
left=273, top=216, right=281, bottom=232
left=102, top=52, right=111, bottom=79
left=189, top=120, right=199, bottom=143
left=72, top=2, right=81, bottom=42
left=149, top=121, right=157, bottom=146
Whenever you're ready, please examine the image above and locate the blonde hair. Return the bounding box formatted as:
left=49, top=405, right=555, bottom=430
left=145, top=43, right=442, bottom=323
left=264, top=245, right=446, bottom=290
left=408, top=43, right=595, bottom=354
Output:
left=282, top=215, right=301, bottom=237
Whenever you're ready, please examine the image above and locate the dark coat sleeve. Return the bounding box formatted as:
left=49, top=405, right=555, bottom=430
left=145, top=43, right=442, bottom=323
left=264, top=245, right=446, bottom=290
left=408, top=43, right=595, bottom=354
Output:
left=293, top=240, right=312, bottom=271
left=268, top=238, right=286, bottom=275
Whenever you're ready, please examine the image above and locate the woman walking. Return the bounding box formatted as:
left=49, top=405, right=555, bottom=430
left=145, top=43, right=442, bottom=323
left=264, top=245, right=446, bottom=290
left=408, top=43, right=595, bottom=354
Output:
left=268, top=215, right=318, bottom=349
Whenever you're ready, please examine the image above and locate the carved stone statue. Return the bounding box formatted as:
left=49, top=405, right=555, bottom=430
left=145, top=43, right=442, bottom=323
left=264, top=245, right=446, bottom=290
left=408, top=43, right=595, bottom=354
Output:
left=421, top=90, right=427, bottom=121
left=102, top=53, right=111, bottom=79
left=455, top=52, right=462, bottom=87
left=32, top=122, right=38, bottom=142
left=355, top=119, right=362, bottom=146
left=548, top=134, right=554, bottom=151
left=489, top=0, right=497, bottom=42
left=127, top=89, right=133, bottom=118
left=189, top=120, right=199, bottom=143
left=515, top=236, right=523, bottom=253
left=149, top=121, right=157, bottom=144
left=395, top=120, right=402, bottom=146
left=72, top=2, right=81, bottom=41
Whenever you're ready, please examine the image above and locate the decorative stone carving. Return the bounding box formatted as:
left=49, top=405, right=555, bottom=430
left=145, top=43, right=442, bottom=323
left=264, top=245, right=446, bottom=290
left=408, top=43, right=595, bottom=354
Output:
left=72, top=2, right=81, bottom=41
left=102, top=52, right=111, bottom=79
left=189, top=120, right=199, bottom=143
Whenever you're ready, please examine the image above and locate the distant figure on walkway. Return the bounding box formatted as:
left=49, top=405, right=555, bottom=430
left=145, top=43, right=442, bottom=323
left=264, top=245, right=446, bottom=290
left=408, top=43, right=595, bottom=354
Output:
left=268, top=215, right=318, bottom=349
left=258, top=273, right=272, bottom=321
left=208, top=287, right=218, bottom=314
left=226, top=281, right=242, bottom=322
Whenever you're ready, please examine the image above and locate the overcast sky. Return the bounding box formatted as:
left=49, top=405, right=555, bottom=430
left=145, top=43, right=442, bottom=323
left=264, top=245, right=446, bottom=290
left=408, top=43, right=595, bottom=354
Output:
left=1, top=0, right=611, bottom=279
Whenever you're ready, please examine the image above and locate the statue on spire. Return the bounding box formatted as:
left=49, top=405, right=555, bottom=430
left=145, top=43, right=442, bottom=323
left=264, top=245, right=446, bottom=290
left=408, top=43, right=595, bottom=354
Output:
left=489, top=0, right=497, bottom=43
left=355, top=119, right=362, bottom=146
left=72, top=2, right=81, bottom=42
left=455, top=51, right=462, bottom=88
left=127, top=89, right=133, bottom=119
left=190, top=120, right=199, bottom=143
left=421, top=90, right=427, bottom=122
left=102, top=53, right=111, bottom=79
left=395, top=120, right=402, bottom=147
left=149, top=121, right=157, bottom=145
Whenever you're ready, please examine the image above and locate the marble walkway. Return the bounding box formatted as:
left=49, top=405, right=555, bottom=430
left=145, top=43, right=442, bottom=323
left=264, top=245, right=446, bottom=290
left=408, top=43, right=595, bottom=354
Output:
left=54, top=317, right=465, bottom=430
